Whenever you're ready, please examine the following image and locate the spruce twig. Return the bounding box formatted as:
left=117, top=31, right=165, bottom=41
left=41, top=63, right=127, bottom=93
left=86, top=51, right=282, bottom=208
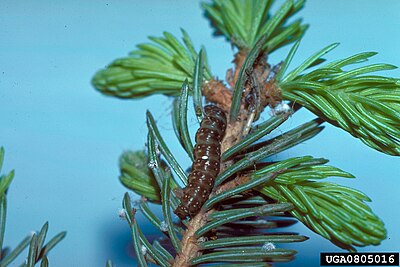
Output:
left=92, top=1, right=398, bottom=266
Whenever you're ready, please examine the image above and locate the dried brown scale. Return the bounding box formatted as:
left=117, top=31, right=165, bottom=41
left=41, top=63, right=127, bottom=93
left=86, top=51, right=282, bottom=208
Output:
left=226, top=50, right=249, bottom=88
left=173, top=210, right=210, bottom=267
left=202, top=80, right=232, bottom=112
left=263, top=70, right=283, bottom=108
left=174, top=105, right=227, bottom=220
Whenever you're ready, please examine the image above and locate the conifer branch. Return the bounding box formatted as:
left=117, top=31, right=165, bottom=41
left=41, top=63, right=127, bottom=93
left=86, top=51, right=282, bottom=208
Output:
left=94, top=1, right=400, bottom=266
left=256, top=156, right=386, bottom=251
left=278, top=44, right=400, bottom=155
left=202, top=0, right=307, bottom=52
left=92, top=30, right=211, bottom=99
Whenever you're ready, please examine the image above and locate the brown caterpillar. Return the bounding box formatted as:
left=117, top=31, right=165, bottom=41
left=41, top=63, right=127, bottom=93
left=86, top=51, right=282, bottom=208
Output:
left=174, top=105, right=227, bottom=219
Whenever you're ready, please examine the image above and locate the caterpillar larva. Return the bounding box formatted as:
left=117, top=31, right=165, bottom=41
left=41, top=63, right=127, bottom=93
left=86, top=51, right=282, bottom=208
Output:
left=174, top=105, right=227, bottom=219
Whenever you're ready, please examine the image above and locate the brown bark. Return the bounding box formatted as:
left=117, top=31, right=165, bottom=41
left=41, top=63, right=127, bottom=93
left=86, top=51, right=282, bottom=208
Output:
left=172, top=210, right=209, bottom=267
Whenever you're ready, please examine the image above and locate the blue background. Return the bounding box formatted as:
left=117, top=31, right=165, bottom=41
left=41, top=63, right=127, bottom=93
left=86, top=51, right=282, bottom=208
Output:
left=1, top=1, right=399, bottom=266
